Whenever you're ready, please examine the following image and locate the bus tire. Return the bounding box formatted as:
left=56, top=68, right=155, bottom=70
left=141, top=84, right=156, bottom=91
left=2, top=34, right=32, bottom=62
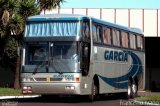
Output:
left=89, top=81, right=98, bottom=102
left=127, top=80, right=133, bottom=99
left=132, top=83, right=138, bottom=98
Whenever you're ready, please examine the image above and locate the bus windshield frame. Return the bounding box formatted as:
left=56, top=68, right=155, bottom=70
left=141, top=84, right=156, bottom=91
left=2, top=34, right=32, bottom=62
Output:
left=24, top=41, right=80, bottom=73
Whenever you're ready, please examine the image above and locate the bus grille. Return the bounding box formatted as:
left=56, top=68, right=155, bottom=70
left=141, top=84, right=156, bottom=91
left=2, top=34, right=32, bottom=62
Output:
left=34, top=78, right=62, bottom=81
left=35, top=78, right=46, bottom=81
left=50, top=78, right=62, bottom=81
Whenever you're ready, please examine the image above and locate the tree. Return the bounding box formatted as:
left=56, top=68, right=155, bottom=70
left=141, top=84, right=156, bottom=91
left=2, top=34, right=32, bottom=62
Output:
left=0, top=0, right=39, bottom=89
left=0, top=0, right=65, bottom=89
left=37, top=0, right=65, bottom=14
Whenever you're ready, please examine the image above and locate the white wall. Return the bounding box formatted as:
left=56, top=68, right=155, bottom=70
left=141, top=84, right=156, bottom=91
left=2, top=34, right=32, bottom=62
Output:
left=101, top=9, right=115, bottom=23
left=130, top=9, right=143, bottom=30
left=144, top=10, right=157, bottom=37
left=41, top=8, right=160, bottom=37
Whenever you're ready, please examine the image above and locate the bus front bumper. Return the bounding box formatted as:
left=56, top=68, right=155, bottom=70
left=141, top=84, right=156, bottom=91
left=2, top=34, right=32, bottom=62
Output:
left=22, top=82, right=81, bottom=95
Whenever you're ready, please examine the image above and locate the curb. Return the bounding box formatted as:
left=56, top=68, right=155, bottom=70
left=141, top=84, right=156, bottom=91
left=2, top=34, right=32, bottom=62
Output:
left=134, top=100, right=160, bottom=106
left=0, top=95, right=40, bottom=99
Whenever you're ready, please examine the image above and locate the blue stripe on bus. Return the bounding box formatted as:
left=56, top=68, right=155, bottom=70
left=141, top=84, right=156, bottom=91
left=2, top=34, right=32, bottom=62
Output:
left=98, top=51, right=142, bottom=89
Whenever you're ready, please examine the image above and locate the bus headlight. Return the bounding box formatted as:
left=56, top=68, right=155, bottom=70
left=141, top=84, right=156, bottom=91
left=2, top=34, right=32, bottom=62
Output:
left=22, top=78, right=32, bottom=82
left=62, top=78, right=74, bottom=82
left=65, top=86, right=75, bottom=90
left=62, top=77, right=80, bottom=82
left=22, top=78, right=27, bottom=82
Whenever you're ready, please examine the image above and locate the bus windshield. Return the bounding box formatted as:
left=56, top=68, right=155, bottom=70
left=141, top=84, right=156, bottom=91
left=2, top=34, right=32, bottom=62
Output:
left=24, top=41, right=80, bottom=73
left=49, top=42, right=79, bottom=73
left=50, top=42, right=78, bottom=60
left=25, top=21, right=80, bottom=37
left=25, top=42, right=48, bottom=64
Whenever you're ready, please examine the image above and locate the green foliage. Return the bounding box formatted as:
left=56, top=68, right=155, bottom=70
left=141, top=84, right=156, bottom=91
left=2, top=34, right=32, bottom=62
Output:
left=37, top=0, right=65, bottom=11
left=4, top=37, right=17, bottom=59
left=10, top=13, right=23, bottom=35
left=0, top=25, right=7, bottom=37
left=137, top=95, right=160, bottom=102
left=19, top=0, right=40, bottom=18
left=0, top=0, right=64, bottom=89
left=12, top=13, right=21, bottom=23
left=0, top=0, right=39, bottom=66
left=8, top=0, right=20, bottom=11
left=0, top=0, right=40, bottom=37
left=0, top=0, right=19, bottom=12
left=0, top=88, right=22, bottom=96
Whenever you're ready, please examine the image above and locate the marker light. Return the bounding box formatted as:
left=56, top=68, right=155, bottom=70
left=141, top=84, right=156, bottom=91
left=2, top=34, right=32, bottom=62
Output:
left=75, top=77, right=80, bottom=82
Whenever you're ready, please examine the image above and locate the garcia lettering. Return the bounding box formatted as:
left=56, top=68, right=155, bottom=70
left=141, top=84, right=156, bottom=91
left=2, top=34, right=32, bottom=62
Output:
left=104, top=50, right=128, bottom=62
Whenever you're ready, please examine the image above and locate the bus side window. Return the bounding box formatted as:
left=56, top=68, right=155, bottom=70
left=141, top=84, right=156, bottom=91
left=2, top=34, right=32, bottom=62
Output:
left=97, top=26, right=103, bottom=43
left=83, top=21, right=90, bottom=40
left=136, top=35, right=143, bottom=50
left=121, top=31, right=129, bottom=48
left=92, top=24, right=98, bottom=42
left=103, top=27, right=111, bottom=45
left=112, top=29, right=120, bottom=46
left=129, top=33, right=136, bottom=49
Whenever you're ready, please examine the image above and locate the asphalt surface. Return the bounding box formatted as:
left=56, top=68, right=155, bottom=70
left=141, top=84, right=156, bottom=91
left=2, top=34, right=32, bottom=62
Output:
left=0, top=94, right=143, bottom=106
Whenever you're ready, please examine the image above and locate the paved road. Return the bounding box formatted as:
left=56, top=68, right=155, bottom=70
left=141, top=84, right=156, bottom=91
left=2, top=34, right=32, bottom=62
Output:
left=0, top=94, right=141, bottom=106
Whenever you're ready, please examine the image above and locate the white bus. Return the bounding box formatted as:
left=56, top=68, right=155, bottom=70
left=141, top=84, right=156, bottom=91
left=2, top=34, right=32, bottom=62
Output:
left=21, top=14, right=145, bottom=101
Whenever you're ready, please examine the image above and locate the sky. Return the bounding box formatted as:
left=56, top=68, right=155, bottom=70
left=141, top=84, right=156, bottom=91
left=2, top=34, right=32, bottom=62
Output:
left=61, top=0, right=160, bottom=8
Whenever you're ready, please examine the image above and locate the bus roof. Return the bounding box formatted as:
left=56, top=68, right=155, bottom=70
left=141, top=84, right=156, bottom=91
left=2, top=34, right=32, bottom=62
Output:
left=27, top=14, right=88, bottom=21
left=27, top=14, right=143, bottom=35
left=91, top=18, right=144, bottom=35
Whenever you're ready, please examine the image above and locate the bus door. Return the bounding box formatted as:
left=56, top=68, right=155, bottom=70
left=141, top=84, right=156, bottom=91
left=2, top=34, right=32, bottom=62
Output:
left=81, top=19, right=91, bottom=76
left=80, top=42, right=90, bottom=76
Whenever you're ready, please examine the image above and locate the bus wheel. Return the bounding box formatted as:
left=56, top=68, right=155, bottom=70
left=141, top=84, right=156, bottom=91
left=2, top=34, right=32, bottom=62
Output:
left=127, top=80, right=133, bottom=99
left=132, top=83, right=138, bottom=98
left=89, top=81, right=98, bottom=102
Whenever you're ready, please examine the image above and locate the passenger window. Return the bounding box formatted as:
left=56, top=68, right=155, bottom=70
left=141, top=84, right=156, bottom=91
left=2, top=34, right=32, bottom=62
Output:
left=97, top=26, right=103, bottom=43
left=112, top=29, right=120, bottom=46
left=137, top=35, right=143, bottom=50
left=129, top=33, right=136, bottom=49
left=121, top=31, right=129, bottom=48
left=103, top=27, right=111, bottom=45
left=83, top=21, right=90, bottom=40
left=92, top=24, right=97, bottom=42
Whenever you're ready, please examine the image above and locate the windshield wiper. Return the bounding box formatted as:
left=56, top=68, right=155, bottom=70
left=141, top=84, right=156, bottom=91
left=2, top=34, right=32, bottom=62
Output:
left=49, top=57, right=64, bottom=74
left=32, top=61, right=49, bottom=75
left=32, top=58, right=63, bottom=74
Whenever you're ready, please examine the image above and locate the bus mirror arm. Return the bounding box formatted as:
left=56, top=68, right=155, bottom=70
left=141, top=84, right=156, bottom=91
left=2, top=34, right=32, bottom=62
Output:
left=45, top=61, right=49, bottom=73
left=81, top=68, right=88, bottom=76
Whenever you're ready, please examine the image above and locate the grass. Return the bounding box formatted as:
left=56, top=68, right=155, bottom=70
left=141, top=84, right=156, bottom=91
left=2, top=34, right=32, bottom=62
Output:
left=0, top=88, right=22, bottom=96
left=137, top=95, right=160, bottom=102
